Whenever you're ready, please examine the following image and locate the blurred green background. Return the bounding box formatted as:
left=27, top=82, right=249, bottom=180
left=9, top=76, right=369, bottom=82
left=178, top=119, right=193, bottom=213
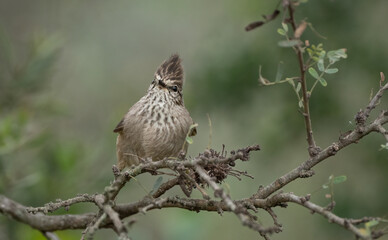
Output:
left=0, top=0, right=387, bottom=239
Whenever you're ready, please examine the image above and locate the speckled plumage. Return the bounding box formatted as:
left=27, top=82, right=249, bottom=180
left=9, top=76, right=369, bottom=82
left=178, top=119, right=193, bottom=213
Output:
left=114, top=54, right=195, bottom=170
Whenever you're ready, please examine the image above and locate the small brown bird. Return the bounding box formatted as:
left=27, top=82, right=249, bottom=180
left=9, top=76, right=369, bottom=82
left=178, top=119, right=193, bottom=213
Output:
left=113, top=54, right=196, bottom=170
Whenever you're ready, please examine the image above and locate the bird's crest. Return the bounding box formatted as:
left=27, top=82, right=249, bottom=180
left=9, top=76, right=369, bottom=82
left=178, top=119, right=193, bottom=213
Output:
left=155, top=54, right=184, bottom=89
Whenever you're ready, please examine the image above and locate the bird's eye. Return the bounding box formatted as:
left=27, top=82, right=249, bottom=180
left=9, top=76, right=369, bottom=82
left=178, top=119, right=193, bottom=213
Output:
left=171, top=86, right=178, bottom=92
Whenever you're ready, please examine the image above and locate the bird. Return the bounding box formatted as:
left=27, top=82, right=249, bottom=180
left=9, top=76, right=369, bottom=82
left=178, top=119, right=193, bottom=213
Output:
left=113, top=54, right=196, bottom=170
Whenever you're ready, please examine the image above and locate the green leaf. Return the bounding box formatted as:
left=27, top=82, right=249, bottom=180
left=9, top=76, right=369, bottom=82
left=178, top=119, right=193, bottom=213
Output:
left=319, top=77, right=327, bottom=87
left=307, top=48, right=314, bottom=57
left=278, top=39, right=301, bottom=47
left=296, top=82, right=301, bottom=93
left=325, top=68, right=339, bottom=74
left=275, top=62, right=284, bottom=82
left=282, top=22, right=288, bottom=32
left=318, top=59, right=325, bottom=72
left=309, top=69, right=327, bottom=87
left=150, top=176, right=163, bottom=194
left=308, top=67, right=320, bottom=80
left=365, top=220, right=379, bottom=229
left=327, top=56, right=339, bottom=64
left=332, top=175, right=347, bottom=184
left=277, top=28, right=286, bottom=36
left=319, top=50, right=326, bottom=59
left=298, top=99, right=304, bottom=108
left=359, top=228, right=370, bottom=237
left=334, top=48, right=347, bottom=58
left=327, top=48, right=347, bottom=63
left=186, top=136, right=193, bottom=144
left=287, top=78, right=295, bottom=87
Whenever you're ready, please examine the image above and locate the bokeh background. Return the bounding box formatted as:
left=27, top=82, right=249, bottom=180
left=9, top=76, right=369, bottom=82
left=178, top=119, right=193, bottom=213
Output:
left=1, top=0, right=387, bottom=239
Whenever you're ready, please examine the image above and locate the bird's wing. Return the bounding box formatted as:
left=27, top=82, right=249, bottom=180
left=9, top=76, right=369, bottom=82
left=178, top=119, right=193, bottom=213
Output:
left=114, top=99, right=145, bottom=133
left=113, top=118, right=124, bottom=133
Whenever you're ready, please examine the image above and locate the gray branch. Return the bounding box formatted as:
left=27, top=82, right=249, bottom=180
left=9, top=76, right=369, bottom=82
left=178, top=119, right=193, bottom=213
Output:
left=1, top=83, right=387, bottom=239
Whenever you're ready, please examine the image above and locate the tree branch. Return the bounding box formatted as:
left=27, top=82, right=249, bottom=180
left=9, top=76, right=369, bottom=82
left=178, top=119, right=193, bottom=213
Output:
left=282, top=193, right=385, bottom=240
left=1, top=79, right=387, bottom=238
left=0, top=194, right=94, bottom=231
left=4, top=190, right=387, bottom=240
left=195, top=165, right=281, bottom=238
left=27, top=194, right=96, bottom=214
left=361, top=73, right=388, bottom=121
left=256, top=81, right=388, bottom=199
left=287, top=2, right=318, bottom=156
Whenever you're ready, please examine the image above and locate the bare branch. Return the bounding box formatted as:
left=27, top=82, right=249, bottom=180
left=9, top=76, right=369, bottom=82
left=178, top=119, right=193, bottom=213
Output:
left=27, top=194, right=96, bottom=214
left=82, top=213, right=107, bottom=240
left=195, top=165, right=281, bottom=238
left=151, top=177, right=180, bottom=198
left=2, top=189, right=388, bottom=240
left=360, top=79, right=388, bottom=122
left=0, top=194, right=94, bottom=232
left=284, top=193, right=371, bottom=240
left=256, top=104, right=388, bottom=200
left=94, top=194, right=128, bottom=239
left=139, top=198, right=167, bottom=214
left=377, top=124, right=388, bottom=142
left=265, top=208, right=282, bottom=229
left=41, top=231, right=60, bottom=240
left=347, top=217, right=388, bottom=226
left=0, top=146, right=261, bottom=230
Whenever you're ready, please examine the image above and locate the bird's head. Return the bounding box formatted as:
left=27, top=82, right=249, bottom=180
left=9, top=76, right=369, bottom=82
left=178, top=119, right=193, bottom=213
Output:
left=150, top=54, right=184, bottom=99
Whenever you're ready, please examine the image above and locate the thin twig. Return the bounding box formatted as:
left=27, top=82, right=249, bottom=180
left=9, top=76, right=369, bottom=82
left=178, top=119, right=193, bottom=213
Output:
left=362, top=79, right=388, bottom=120
left=27, top=194, right=97, bottom=214
left=84, top=213, right=107, bottom=240
left=151, top=177, right=180, bottom=198
left=94, top=195, right=129, bottom=240
left=284, top=193, right=369, bottom=239
left=41, top=231, right=60, bottom=240
left=287, top=3, right=318, bottom=156
left=195, top=165, right=281, bottom=237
